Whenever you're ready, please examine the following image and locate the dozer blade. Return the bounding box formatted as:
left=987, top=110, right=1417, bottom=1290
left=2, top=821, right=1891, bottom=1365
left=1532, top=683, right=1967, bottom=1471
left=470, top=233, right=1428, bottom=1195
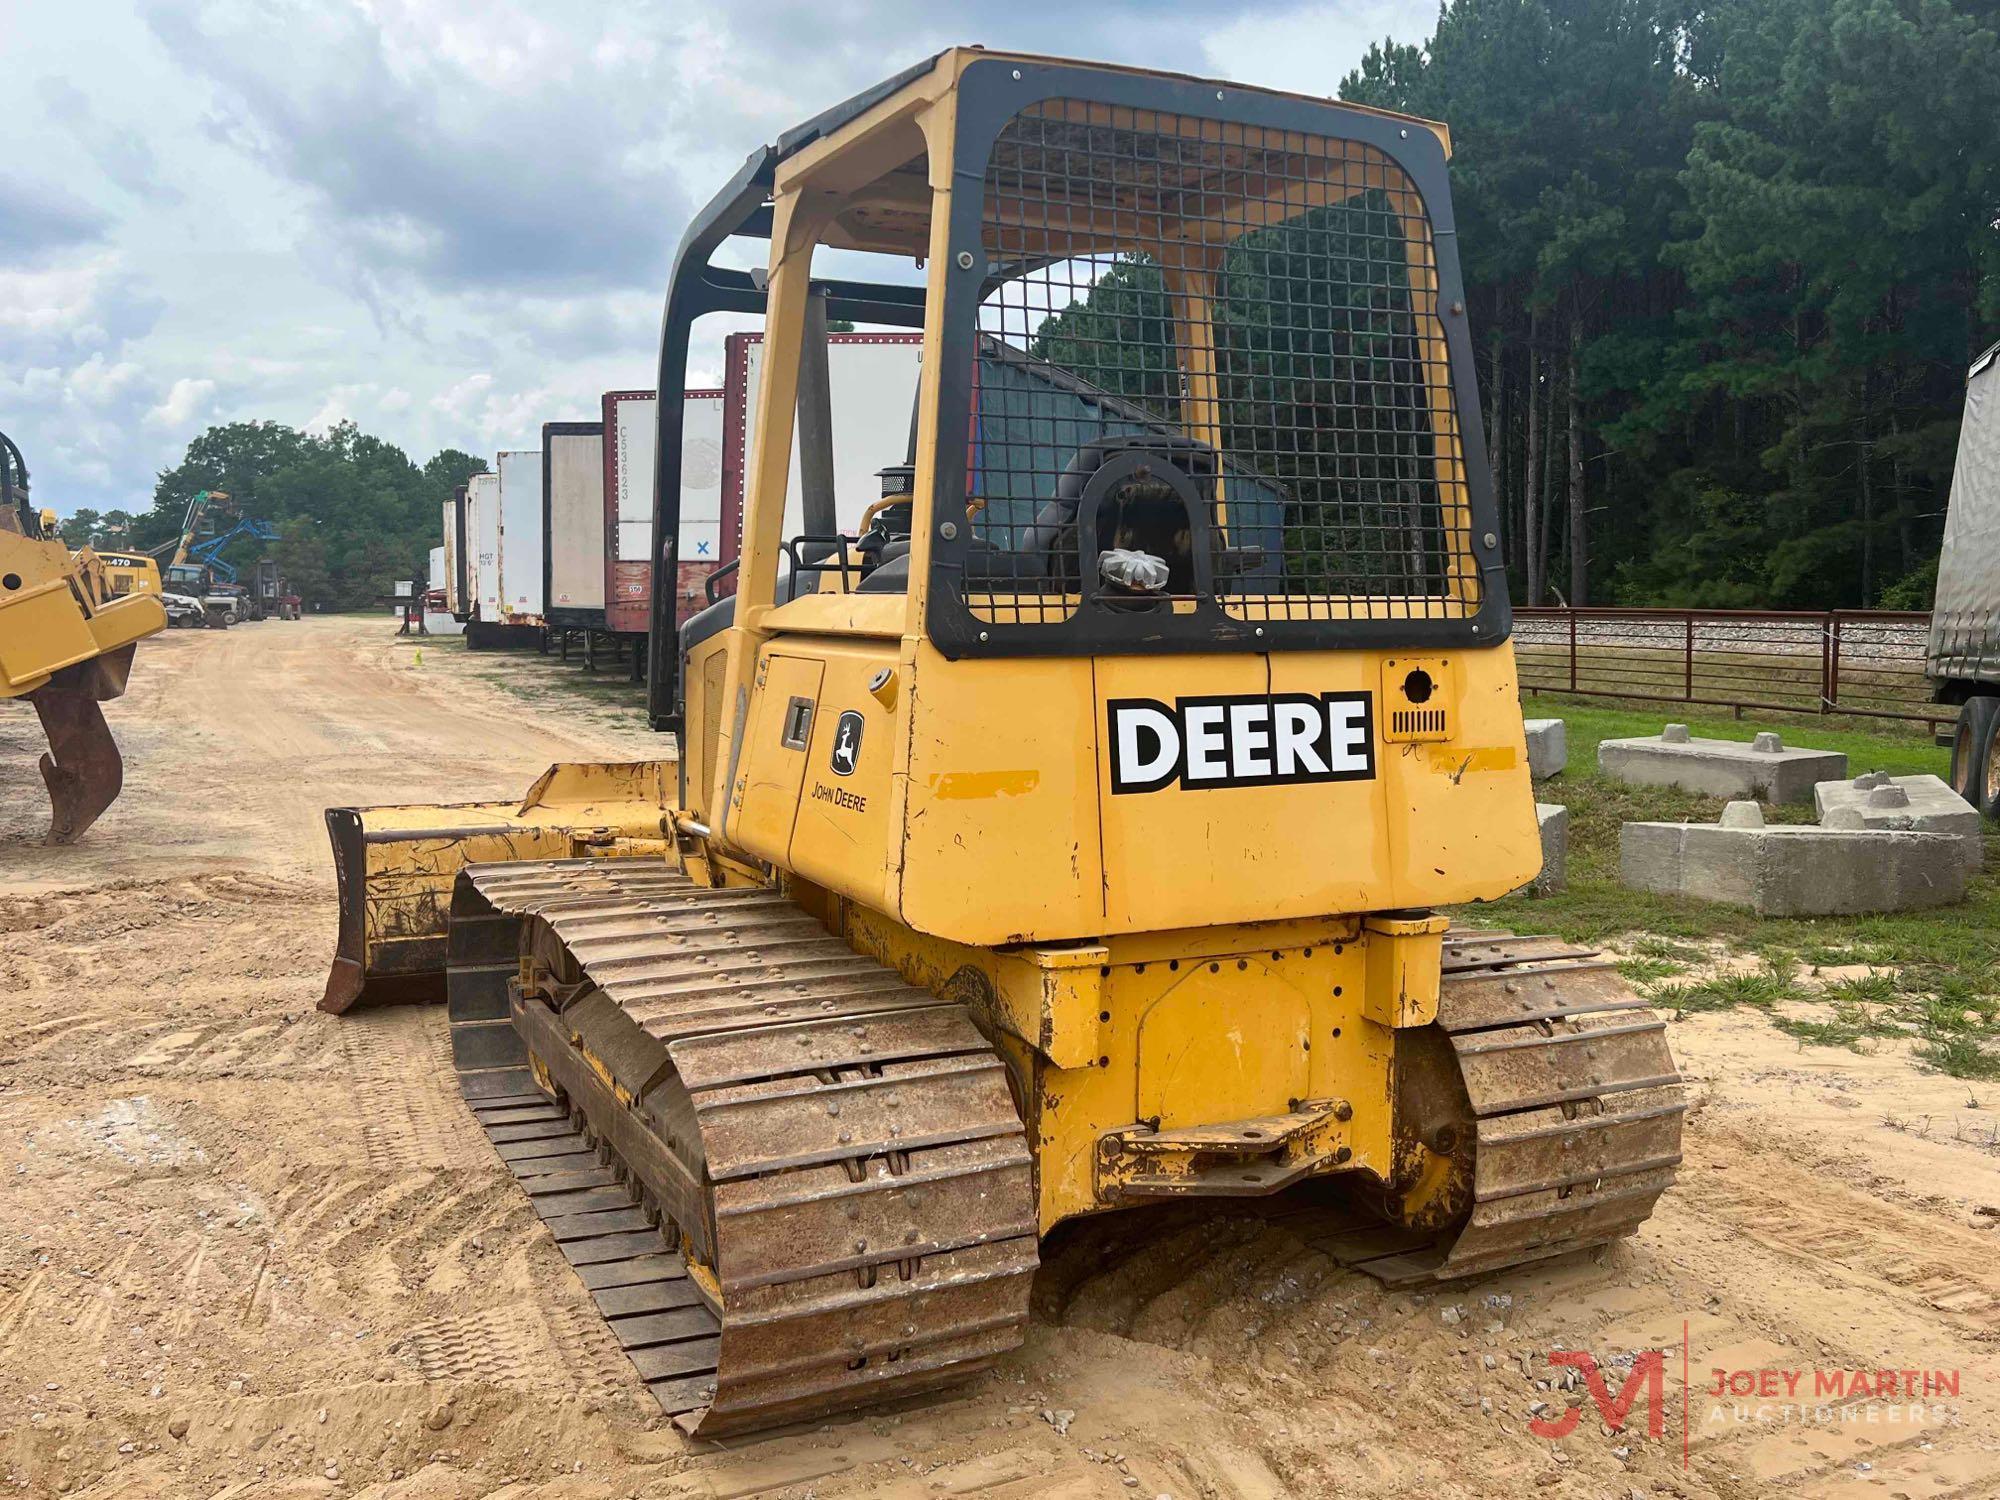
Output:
left=31, top=676, right=126, bottom=846
left=321, top=761, right=677, bottom=1014
left=444, top=858, right=1038, bottom=1438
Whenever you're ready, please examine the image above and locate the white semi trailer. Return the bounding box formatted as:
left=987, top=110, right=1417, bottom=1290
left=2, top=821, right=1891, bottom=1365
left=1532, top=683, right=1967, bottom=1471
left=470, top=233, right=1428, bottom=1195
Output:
left=724, top=332, right=923, bottom=565
left=424, top=545, right=463, bottom=636
left=542, top=422, right=606, bottom=634
left=602, top=388, right=729, bottom=636
left=468, top=471, right=501, bottom=624
left=463, top=469, right=535, bottom=649
left=1931, top=340, right=2000, bottom=814
left=494, top=448, right=544, bottom=630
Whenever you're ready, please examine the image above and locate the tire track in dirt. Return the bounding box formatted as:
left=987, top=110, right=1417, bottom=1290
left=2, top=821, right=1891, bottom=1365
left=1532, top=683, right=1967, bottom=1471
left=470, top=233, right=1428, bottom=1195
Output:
left=1685, top=1122, right=2000, bottom=1337
left=1027, top=1128, right=2000, bottom=1500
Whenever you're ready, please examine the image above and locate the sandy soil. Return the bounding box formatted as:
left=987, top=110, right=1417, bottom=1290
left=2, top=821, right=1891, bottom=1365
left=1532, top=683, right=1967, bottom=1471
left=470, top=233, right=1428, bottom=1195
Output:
left=2, top=617, right=1998, bottom=1500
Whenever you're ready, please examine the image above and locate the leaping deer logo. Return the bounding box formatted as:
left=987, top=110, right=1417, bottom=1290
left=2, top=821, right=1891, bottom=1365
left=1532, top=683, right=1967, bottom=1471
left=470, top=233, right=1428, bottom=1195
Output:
left=830, top=711, right=864, bottom=777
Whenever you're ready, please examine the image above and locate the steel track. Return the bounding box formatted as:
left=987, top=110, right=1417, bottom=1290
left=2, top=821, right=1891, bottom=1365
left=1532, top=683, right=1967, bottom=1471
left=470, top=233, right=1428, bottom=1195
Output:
left=442, top=863, right=1682, bottom=1433
left=1291, top=929, right=1686, bottom=1285
left=444, top=859, right=1038, bottom=1437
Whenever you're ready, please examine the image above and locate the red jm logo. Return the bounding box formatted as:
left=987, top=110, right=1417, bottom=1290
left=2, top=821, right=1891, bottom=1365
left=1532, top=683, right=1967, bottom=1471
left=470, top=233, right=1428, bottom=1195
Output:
left=1527, top=1350, right=1667, bottom=1440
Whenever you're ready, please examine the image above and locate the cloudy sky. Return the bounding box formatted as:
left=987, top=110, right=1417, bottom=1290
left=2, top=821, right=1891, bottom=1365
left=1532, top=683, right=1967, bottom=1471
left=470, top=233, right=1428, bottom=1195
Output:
left=5, top=0, right=1437, bottom=517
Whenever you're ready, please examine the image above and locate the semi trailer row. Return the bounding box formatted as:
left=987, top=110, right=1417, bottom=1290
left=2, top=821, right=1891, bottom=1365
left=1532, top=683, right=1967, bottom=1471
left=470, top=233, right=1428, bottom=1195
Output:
left=442, top=335, right=922, bottom=653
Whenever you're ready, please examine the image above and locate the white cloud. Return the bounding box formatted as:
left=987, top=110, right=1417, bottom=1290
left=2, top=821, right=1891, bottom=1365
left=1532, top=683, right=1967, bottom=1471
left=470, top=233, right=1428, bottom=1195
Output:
left=0, top=256, right=147, bottom=347
left=430, top=372, right=494, bottom=421
left=1202, top=0, right=1439, bottom=97
left=68, top=355, right=144, bottom=403
left=147, top=376, right=216, bottom=428
left=303, top=380, right=418, bottom=430
left=7, top=0, right=1444, bottom=516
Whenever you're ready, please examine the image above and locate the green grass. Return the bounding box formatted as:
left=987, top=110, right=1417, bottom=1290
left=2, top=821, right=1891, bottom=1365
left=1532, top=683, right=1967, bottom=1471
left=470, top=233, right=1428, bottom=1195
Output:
left=1772, top=997, right=1903, bottom=1052
left=1629, top=935, right=1705, bottom=964
left=1472, top=697, right=2000, bottom=1078
left=1914, top=1036, right=2000, bottom=1081
left=1797, top=941, right=1890, bottom=968
left=1918, top=996, right=1989, bottom=1035
left=1776, top=1014, right=1867, bottom=1051
left=1897, top=966, right=2000, bottom=1007
left=1641, top=980, right=1712, bottom=1014
left=1820, top=973, right=1897, bottom=1005
left=1641, top=968, right=1799, bottom=1014
left=1617, top=955, right=1685, bottom=984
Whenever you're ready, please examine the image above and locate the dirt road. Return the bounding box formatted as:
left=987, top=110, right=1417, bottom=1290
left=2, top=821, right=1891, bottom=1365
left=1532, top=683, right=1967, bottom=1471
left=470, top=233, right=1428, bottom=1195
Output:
left=3, top=618, right=1998, bottom=1499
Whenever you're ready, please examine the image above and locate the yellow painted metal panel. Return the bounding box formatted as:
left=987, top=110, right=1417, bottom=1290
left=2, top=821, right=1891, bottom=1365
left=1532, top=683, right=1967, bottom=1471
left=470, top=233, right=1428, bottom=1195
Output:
left=1135, top=963, right=1311, bottom=1127
left=760, top=590, right=905, bottom=638
left=1092, top=652, right=1392, bottom=934
left=785, top=638, right=900, bottom=904
left=86, top=592, right=168, bottom=654
left=897, top=643, right=1104, bottom=943
left=884, top=642, right=1540, bottom=945
left=836, top=897, right=1401, bottom=1232
left=1365, top=644, right=1540, bottom=905
left=0, top=581, right=101, bottom=693
left=731, top=652, right=825, bottom=863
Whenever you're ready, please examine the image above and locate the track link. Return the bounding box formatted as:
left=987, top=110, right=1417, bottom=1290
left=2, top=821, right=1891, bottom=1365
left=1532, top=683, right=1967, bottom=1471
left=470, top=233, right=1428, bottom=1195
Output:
left=443, top=859, right=1038, bottom=1438
left=1308, top=928, right=1686, bottom=1286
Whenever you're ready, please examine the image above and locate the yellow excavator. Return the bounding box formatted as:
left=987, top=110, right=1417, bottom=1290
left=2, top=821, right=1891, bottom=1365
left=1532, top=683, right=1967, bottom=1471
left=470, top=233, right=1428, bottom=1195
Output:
left=1, top=428, right=168, bottom=842
left=321, top=51, right=1683, bottom=1437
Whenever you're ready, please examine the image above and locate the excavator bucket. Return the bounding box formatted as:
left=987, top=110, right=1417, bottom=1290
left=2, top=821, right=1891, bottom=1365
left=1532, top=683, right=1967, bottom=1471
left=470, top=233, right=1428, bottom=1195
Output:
left=320, top=759, right=679, bottom=1013
left=27, top=645, right=137, bottom=845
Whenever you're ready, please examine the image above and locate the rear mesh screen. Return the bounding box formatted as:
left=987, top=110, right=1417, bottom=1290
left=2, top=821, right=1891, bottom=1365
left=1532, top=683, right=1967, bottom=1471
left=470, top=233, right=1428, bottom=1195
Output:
left=963, top=98, right=1478, bottom=629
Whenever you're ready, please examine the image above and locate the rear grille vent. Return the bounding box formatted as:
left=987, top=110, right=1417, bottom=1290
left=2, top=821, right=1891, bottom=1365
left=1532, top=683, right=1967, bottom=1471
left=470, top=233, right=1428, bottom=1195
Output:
left=1381, top=656, right=1455, bottom=742
left=1391, top=707, right=1447, bottom=738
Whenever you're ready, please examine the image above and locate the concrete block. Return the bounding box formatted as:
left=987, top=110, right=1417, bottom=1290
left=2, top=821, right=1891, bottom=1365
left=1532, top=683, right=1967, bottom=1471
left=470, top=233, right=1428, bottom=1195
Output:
left=1814, top=772, right=1983, bottom=874
left=1596, top=724, right=1847, bottom=804
left=1536, top=803, right=1567, bottom=893
left=1505, top=802, right=1568, bottom=897
left=1718, top=799, right=1765, bottom=829
left=1524, top=718, right=1567, bottom=779
left=1619, top=812, right=1967, bottom=916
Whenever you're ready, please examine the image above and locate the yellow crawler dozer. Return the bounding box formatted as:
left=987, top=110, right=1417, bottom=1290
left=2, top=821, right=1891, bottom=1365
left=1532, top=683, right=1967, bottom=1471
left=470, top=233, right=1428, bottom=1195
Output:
left=1, top=429, right=167, bottom=843
left=322, top=51, right=1683, bottom=1437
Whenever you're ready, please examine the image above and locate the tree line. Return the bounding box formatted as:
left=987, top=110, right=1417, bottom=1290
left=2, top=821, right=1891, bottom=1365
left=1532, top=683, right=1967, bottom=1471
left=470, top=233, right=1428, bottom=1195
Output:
left=1035, top=0, right=1997, bottom=610
left=69, top=421, right=484, bottom=610
left=1338, top=0, right=1999, bottom=608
